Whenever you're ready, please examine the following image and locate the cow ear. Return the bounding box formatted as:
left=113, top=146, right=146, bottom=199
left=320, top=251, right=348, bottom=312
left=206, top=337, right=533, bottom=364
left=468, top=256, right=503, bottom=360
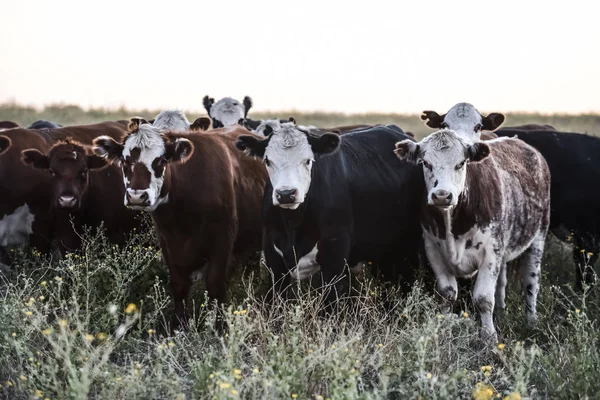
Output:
left=0, top=135, right=11, bottom=154
left=394, top=140, right=419, bottom=163
left=127, top=117, right=149, bottom=131
left=243, top=96, right=253, bottom=118
left=21, top=149, right=50, bottom=169
left=307, top=133, right=340, bottom=154
left=148, top=119, right=156, bottom=125
left=92, top=135, right=124, bottom=163
left=481, top=113, right=505, bottom=131
left=203, top=95, right=215, bottom=115
left=288, top=117, right=296, bottom=124
left=190, top=117, right=211, bottom=131
left=165, top=138, right=193, bottom=163
left=421, top=110, right=447, bottom=128
left=86, top=154, right=108, bottom=170
left=467, top=142, right=490, bottom=162
left=236, top=135, right=269, bottom=158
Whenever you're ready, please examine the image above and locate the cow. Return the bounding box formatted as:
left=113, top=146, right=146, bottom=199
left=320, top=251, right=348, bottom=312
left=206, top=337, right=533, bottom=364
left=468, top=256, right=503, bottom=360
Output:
left=92, top=120, right=268, bottom=330
left=0, top=121, right=20, bottom=130
left=151, top=110, right=191, bottom=132
left=0, top=121, right=129, bottom=256
left=235, top=123, right=424, bottom=306
left=425, top=102, right=599, bottom=290
left=190, top=117, right=212, bottom=131
left=394, top=129, right=550, bottom=344
left=203, top=95, right=254, bottom=128
left=28, top=120, right=62, bottom=129
left=21, top=139, right=142, bottom=253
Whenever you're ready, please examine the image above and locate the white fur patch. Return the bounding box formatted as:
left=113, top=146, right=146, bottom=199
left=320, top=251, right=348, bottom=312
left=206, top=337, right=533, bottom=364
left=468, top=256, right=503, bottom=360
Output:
left=153, top=109, right=190, bottom=133
left=0, top=204, right=35, bottom=247
left=122, top=125, right=167, bottom=211
left=210, top=97, right=246, bottom=127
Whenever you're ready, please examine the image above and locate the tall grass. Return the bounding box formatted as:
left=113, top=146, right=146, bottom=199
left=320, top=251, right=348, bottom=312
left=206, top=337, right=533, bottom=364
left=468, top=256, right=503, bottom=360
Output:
left=1, top=103, right=599, bottom=139
left=0, top=225, right=598, bottom=399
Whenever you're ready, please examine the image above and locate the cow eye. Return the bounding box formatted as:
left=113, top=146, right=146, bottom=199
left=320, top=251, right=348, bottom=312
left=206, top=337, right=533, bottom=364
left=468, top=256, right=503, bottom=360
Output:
left=305, top=159, right=312, bottom=166
left=264, top=157, right=270, bottom=167
left=441, top=122, right=448, bottom=128
left=474, top=123, right=483, bottom=132
left=455, top=160, right=466, bottom=170
left=80, top=169, right=88, bottom=176
left=48, top=170, right=55, bottom=176
left=418, top=159, right=432, bottom=170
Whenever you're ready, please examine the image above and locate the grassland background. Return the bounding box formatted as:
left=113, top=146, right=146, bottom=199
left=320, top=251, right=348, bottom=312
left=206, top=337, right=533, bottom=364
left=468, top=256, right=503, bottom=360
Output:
left=0, top=103, right=599, bottom=399
left=1, top=103, right=599, bottom=139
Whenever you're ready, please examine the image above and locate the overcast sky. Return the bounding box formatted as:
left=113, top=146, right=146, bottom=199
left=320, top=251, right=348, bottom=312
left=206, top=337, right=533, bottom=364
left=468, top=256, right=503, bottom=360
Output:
left=1, top=0, right=598, bottom=114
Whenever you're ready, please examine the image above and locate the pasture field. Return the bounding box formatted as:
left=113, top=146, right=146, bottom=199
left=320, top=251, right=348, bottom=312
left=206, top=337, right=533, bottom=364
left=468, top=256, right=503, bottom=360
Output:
left=0, top=104, right=599, bottom=399
left=1, top=103, right=600, bottom=139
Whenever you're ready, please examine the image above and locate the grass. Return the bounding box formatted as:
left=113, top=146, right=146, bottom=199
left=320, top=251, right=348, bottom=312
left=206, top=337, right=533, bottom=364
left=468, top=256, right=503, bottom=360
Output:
left=0, top=222, right=598, bottom=400
left=1, top=103, right=600, bottom=140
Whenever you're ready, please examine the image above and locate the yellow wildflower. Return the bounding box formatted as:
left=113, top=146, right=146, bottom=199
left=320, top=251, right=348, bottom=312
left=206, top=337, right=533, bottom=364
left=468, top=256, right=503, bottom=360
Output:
left=497, top=343, right=505, bottom=350
left=40, top=281, right=47, bottom=286
left=58, top=319, right=67, bottom=327
left=233, top=368, right=242, bottom=375
left=19, top=375, right=27, bottom=381
left=240, top=309, right=247, bottom=315
left=25, top=311, right=33, bottom=316
left=35, top=389, right=43, bottom=397
left=588, top=252, right=594, bottom=257
left=233, top=310, right=240, bottom=315
left=426, top=373, right=432, bottom=379
left=124, top=303, right=137, bottom=314
left=291, top=395, right=298, bottom=399
left=231, top=390, right=238, bottom=396
left=219, top=382, right=231, bottom=389
left=463, top=312, right=469, bottom=318
left=473, top=383, right=495, bottom=400
left=55, top=276, right=62, bottom=282
left=11, top=332, right=16, bottom=337
left=97, top=332, right=108, bottom=341
left=253, top=368, right=259, bottom=373
left=504, top=393, right=521, bottom=400
left=38, top=296, right=45, bottom=301
left=331, top=345, right=336, bottom=349
left=168, top=341, right=175, bottom=348
left=6, top=380, right=13, bottom=386
left=316, top=396, right=324, bottom=400
left=209, top=373, right=214, bottom=379
left=575, top=309, right=581, bottom=314
left=115, top=377, right=122, bottom=381
left=147, top=329, right=155, bottom=335
left=85, top=334, right=94, bottom=343
left=377, top=343, right=383, bottom=348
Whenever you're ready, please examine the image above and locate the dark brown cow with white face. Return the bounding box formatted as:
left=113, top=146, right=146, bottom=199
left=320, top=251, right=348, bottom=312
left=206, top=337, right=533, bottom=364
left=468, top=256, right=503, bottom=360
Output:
left=0, top=121, right=134, bottom=256
left=394, top=129, right=551, bottom=344
left=20, top=139, right=141, bottom=252
left=93, top=120, right=268, bottom=329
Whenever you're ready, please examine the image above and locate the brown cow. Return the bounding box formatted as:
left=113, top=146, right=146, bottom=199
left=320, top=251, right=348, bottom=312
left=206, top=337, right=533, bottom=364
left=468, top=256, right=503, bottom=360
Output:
left=93, top=120, right=268, bottom=330
left=21, top=139, right=142, bottom=253
left=0, top=121, right=132, bottom=256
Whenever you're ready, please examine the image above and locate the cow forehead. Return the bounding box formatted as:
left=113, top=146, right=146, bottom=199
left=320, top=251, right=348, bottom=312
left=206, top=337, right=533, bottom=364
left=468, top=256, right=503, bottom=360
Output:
left=265, top=128, right=313, bottom=160
left=123, top=126, right=166, bottom=161
left=444, top=102, right=482, bottom=126
left=421, top=130, right=468, bottom=163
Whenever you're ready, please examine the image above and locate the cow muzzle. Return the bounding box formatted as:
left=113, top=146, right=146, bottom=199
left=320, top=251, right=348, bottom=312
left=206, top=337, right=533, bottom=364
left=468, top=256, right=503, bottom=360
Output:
left=58, top=195, right=77, bottom=208
left=126, top=189, right=150, bottom=207
left=430, top=189, right=454, bottom=208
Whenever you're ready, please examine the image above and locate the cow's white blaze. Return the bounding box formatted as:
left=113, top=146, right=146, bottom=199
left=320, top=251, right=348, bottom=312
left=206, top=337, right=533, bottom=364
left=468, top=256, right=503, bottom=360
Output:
left=0, top=203, right=35, bottom=247
left=264, top=126, right=315, bottom=209
left=152, top=109, right=190, bottom=132
left=121, top=125, right=168, bottom=211
left=210, top=97, right=245, bottom=127
left=442, top=102, right=484, bottom=143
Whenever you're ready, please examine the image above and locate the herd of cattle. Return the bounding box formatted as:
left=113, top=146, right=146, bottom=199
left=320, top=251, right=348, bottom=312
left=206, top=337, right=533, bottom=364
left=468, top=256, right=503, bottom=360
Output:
left=0, top=98, right=598, bottom=343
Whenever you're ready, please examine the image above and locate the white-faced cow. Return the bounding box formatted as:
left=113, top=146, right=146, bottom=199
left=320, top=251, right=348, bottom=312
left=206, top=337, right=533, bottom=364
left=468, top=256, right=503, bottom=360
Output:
left=425, top=102, right=598, bottom=291
left=394, top=129, right=550, bottom=343
left=203, top=95, right=253, bottom=128
left=93, top=120, right=268, bottom=330
left=235, top=123, right=424, bottom=304
left=151, top=110, right=191, bottom=132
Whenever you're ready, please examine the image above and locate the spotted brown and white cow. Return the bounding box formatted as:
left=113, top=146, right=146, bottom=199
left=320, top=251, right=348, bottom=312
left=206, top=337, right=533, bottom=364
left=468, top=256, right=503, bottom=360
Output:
left=93, top=120, right=268, bottom=329
left=394, top=129, right=550, bottom=343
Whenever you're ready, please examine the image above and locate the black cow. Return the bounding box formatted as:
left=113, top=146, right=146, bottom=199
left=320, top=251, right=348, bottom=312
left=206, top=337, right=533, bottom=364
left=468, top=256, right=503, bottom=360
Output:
left=235, top=123, right=424, bottom=305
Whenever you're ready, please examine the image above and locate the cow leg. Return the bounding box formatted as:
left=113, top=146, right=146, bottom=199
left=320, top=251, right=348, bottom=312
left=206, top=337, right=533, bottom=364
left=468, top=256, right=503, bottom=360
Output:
left=169, top=263, right=192, bottom=331
left=424, top=240, right=456, bottom=313
left=519, top=234, right=544, bottom=327
left=495, top=262, right=508, bottom=312
left=317, top=233, right=351, bottom=310
left=262, top=233, right=291, bottom=299
left=473, top=255, right=501, bottom=344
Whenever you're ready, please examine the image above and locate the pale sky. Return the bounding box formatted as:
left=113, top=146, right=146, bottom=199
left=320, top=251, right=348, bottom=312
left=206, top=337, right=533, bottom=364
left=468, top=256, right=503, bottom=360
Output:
left=1, top=0, right=598, bottom=114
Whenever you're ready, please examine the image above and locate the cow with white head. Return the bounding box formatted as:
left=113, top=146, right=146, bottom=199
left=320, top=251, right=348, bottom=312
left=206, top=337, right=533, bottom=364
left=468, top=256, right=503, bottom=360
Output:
left=421, top=102, right=505, bottom=143
left=203, top=95, right=252, bottom=128
left=93, top=118, right=193, bottom=212
left=151, top=109, right=191, bottom=132
left=394, top=129, right=550, bottom=344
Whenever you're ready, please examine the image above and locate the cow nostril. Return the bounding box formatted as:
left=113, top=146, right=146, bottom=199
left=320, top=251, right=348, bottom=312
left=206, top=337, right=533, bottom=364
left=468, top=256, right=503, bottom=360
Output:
left=141, top=192, right=149, bottom=201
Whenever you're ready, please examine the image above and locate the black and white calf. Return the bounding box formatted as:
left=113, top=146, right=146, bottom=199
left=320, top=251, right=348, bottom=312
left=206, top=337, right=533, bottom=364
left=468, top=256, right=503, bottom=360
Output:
left=394, top=130, right=550, bottom=343
left=236, top=123, right=424, bottom=302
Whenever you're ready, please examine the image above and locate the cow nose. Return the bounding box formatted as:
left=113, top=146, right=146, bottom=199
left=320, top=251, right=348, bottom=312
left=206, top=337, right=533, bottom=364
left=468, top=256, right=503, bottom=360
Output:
left=126, top=189, right=149, bottom=205
left=275, top=189, right=297, bottom=204
left=58, top=195, right=77, bottom=208
left=431, top=189, right=453, bottom=206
